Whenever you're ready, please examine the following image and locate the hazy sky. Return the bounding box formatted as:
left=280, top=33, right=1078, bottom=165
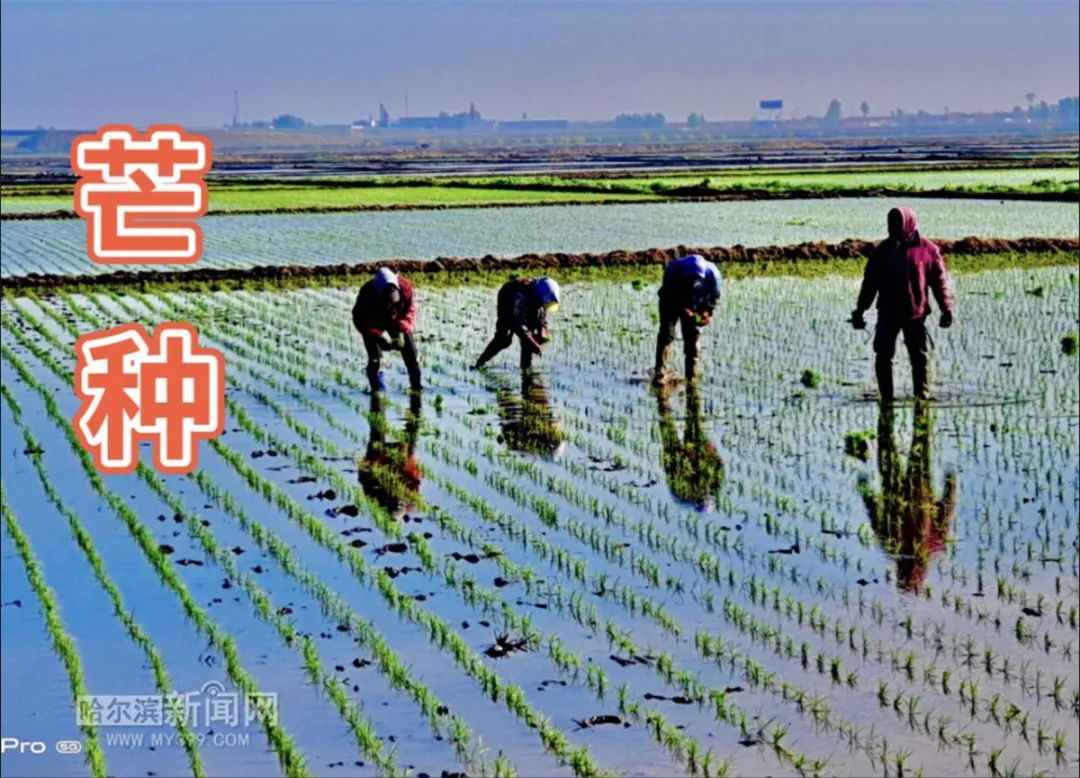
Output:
left=2, top=1, right=1077, bottom=128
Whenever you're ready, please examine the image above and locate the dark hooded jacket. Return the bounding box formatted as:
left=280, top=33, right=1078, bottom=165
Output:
left=498, top=278, right=549, bottom=340
left=660, top=255, right=721, bottom=317
left=352, top=275, right=417, bottom=336
left=856, top=207, right=952, bottom=321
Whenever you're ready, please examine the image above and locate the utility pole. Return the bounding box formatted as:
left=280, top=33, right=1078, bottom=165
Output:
left=232, top=89, right=240, bottom=127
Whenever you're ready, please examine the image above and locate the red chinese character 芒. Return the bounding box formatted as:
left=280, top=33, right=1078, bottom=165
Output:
left=71, top=125, right=212, bottom=264
left=74, top=323, right=224, bottom=474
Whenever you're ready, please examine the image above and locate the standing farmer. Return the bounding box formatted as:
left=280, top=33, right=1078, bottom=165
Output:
left=653, top=254, right=722, bottom=384
left=474, top=276, right=561, bottom=370
left=850, top=207, right=953, bottom=402
left=352, top=268, right=421, bottom=392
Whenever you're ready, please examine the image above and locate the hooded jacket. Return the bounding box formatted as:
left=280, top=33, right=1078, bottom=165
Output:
left=353, top=275, right=417, bottom=335
left=856, top=207, right=952, bottom=321
left=660, top=255, right=722, bottom=316
left=498, top=278, right=549, bottom=338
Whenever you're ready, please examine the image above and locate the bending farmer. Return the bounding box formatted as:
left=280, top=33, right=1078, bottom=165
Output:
left=654, top=254, right=722, bottom=383
left=850, top=207, right=953, bottom=402
left=474, top=276, right=561, bottom=370
left=352, top=268, right=421, bottom=392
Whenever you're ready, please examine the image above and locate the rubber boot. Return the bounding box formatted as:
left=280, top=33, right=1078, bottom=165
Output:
left=684, top=351, right=699, bottom=385
left=367, top=365, right=386, bottom=393
left=653, top=342, right=671, bottom=383
left=911, top=359, right=930, bottom=402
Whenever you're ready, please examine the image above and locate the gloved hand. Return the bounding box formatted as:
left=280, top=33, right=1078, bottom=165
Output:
left=378, top=334, right=403, bottom=351
left=939, top=310, right=953, bottom=329
left=849, top=309, right=867, bottom=330
left=522, top=333, right=543, bottom=355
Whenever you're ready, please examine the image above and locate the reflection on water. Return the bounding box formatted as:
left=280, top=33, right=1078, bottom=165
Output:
left=494, top=371, right=565, bottom=458
left=860, top=403, right=957, bottom=593
left=358, top=392, right=422, bottom=517
left=654, top=385, right=724, bottom=513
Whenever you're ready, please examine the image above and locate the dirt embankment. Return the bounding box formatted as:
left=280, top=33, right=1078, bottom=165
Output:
left=2, top=237, right=1075, bottom=293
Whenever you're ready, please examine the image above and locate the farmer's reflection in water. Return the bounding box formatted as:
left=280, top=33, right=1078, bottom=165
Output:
left=860, top=403, right=957, bottom=593
left=654, top=385, right=724, bottom=513
left=495, top=371, right=565, bottom=458
left=358, top=392, right=422, bottom=517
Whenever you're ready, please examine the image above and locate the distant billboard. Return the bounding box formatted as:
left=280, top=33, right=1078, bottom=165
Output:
left=759, top=99, right=784, bottom=111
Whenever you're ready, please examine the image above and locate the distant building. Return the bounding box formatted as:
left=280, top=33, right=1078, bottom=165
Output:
left=496, top=119, right=569, bottom=132
left=394, top=114, right=494, bottom=131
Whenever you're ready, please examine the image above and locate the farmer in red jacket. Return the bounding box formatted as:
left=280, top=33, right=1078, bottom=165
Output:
left=352, top=268, right=421, bottom=392
left=850, top=207, right=953, bottom=402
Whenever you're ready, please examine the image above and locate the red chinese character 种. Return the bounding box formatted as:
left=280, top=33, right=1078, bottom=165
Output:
left=74, top=323, right=224, bottom=474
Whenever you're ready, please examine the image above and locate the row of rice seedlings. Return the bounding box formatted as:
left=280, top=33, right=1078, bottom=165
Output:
left=113, top=285, right=1075, bottom=765
left=27, top=294, right=607, bottom=778
left=875, top=679, right=1071, bottom=772
left=548, top=276, right=1080, bottom=592
left=203, top=285, right=1071, bottom=734
left=0, top=484, right=107, bottom=777
left=0, top=334, right=311, bottom=777
left=225, top=283, right=1071, bottom=682
left=41, top=284, right=519, bottom=777
left=29, top=290, right=521, bottom=775
left=120, top=290, right=788, bottom=776
left=291, top=283, right=1075, bottom=760
left=0, top=383, right=205, bottom=776
left=419, top=399, right=1059, bottom=740
left=207, top=336, right=840, bottom=774
left=146, top=291, right=915, bottom=774
left=189, top=465, right=516, bottom=778
left=204, top=360, right=725, bottom=776
left=300, top=275, right=1075, bottom=669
